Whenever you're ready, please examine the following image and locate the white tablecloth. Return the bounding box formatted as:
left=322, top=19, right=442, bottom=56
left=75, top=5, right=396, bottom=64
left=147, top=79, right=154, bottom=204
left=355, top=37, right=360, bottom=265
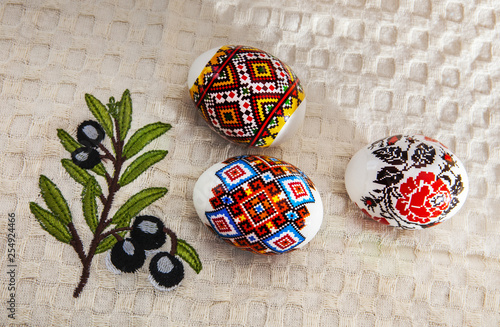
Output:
left=1, top=0, right=499, bottom=325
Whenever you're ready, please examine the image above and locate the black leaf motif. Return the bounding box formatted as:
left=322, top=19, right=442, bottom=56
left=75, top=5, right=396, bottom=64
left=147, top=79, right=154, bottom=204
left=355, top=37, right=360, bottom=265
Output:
left=373, top=146, right=408, bottom=165
left=439, top=174, right=452, bottom=185
left=368, top=136, right=387, bottom=150
left=442, top=197, right=459, bottom=217
left=374, top=166, right=404, bottom=187
left=411, top=143, right=436, bottom=168
left=361, top=196, right=380, bottom=210
left=450, top=175, right=464, bottom=196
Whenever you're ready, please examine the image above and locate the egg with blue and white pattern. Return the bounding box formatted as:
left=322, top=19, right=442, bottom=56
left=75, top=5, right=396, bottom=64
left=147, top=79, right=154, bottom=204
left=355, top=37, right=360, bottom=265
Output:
left=193, top=155, right=323, bottom=254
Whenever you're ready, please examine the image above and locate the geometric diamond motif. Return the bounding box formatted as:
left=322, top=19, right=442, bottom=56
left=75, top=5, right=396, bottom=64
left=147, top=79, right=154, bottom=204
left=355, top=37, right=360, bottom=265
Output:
left=243, top=191, right=276, bottom=225
left=217, top=104, right=245, bottom=128
left=206, top=208, right=242, bottom=238
left=278, top=176, right=315, bottom=207
left=247, top=60, right=276, bottom=82
left=216, top=160, right=257, bottom=191
left=262, top=224, right=305, bottom=253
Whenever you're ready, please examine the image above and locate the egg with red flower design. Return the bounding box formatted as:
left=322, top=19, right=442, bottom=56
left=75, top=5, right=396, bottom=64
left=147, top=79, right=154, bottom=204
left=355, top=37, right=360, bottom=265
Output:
left=345, top=135, right=469, bottom=229
left=188, top=45, right=306, bottom=147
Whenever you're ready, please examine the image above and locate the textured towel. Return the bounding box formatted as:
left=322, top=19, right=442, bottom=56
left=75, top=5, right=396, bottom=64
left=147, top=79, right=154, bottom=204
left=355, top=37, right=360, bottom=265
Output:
left=0, top=0, right=499, bottom=326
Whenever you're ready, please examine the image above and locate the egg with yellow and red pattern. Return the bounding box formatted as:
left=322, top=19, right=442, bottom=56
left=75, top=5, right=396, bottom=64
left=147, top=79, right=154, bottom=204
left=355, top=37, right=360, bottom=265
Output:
left=344, top=135, right=469, bottom=229
left=188, top=45, right=306, bottom=147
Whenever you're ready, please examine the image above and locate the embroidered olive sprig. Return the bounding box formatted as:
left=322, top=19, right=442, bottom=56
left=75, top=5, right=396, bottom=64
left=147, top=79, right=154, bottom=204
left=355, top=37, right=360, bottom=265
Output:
left=29, top=90, right=202, bottom=298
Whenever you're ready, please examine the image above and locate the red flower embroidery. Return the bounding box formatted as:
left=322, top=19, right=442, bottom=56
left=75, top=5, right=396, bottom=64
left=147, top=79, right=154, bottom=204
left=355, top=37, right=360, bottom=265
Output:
left=395, top=171, right=451, bottom=224
left=361, top=209, right=390, bottom=225
left=387, top=135, right=401, bottom=145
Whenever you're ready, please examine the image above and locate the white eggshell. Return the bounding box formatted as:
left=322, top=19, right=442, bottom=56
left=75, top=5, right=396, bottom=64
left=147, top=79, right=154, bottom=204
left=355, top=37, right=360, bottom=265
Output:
left=193, top=155, right=323, bottom=254
left=188, top=45, right=306, bottom=147
left=188, top=47, right=219, bottom=89
left=345, top=135, right=469, bottom=229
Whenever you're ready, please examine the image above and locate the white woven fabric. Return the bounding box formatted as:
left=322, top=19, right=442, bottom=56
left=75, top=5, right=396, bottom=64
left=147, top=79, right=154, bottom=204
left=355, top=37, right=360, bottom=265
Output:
left=0, top=0, right=499, bottom=326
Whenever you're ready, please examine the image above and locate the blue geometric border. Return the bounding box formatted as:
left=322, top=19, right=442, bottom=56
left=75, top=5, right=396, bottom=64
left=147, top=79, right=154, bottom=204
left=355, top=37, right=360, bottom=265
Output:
left=206, top=207, right=242, bottom=238
left=262, top=224, right=305, bottom=253
left=278, top=175, right=315, bottom=208
left=216, top=159, right=257, bottom=191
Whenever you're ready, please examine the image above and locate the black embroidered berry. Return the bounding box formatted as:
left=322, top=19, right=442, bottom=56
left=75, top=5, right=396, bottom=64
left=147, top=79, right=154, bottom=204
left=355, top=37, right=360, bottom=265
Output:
left=106, top=238, right=146, bottom=274
left=131, top=216, right=167, bottom=251
left=77, top=120, right=105, bottom=147
left=71, top=147, right=101, bottom=169
left=148, top=252, right=184, bottom=291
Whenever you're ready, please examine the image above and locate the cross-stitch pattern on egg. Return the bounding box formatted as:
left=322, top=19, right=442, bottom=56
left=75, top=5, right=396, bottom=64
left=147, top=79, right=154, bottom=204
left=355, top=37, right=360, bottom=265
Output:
left=193, top=155, right=323, bottom=254
left=188, top=45, right=306, bottom=147
left=345, top=135, right=469, bottom=229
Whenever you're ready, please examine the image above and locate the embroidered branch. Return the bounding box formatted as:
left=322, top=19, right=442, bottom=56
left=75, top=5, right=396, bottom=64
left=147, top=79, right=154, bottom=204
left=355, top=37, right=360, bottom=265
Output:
left=29, top=90, right=201, bottom=298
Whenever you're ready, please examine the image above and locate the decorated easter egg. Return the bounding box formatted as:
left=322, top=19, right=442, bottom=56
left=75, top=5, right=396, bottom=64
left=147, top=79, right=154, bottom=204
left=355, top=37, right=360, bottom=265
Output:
left=188, top=45, right=306, bottom=147
left=193, top=155, right=323, bottom=254
left=345, top=135, right=468, bottom=229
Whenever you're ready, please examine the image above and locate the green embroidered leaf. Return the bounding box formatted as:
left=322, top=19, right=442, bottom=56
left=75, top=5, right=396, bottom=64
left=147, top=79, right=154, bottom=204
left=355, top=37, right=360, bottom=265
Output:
left=39, top=175, right=72, bottom=225
left=29, top=202, right=72, bottom=244
left=122, top=122, right=171, bottom=159
left=61, top=159, right=102, bottom=196
left=117, top=89, right=132, bottom=141
left=85, top=93, right=114, bottom=138
left=82, top=178, right=99, bottom=232
left=91, top=162, right=107, bottom=177
left=176, top=239, right=202, bottom=274
left=57, top=129, right=80, bottom=153
left=94, top=232, right=126, bottom=254
left=58, top=130, right=107, bottom=177
left=111, top=187, right=167, bottom=227
left=107, top=97, right=119, bottom=118
left=119, top=150, right=167, bottom=187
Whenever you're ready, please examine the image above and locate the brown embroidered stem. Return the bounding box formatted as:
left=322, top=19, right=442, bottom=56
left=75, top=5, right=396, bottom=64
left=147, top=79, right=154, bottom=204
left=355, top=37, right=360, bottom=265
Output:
left=111, top=232, right=123, bottom=242
left=73, top=263, right=91, bottom=298
left=99, top=227, right=133, bottom=242
left=163, top=226, right=178, bottom=256
left=104, top=171, right=113, bottom=186
left=99, top=143, right=116, bottom=163
left=68, top=222, right=86, bottom=264
left=73, top=127, right=126, bottom=298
